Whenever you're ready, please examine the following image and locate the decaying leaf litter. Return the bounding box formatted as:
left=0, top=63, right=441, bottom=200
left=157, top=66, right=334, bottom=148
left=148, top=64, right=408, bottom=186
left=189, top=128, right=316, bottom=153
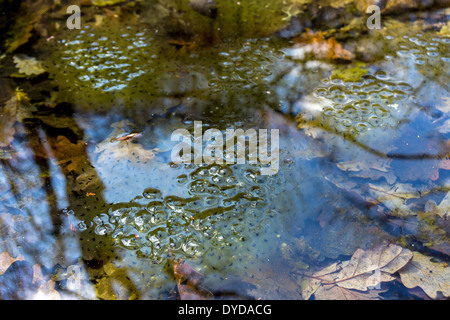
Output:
left=0, top=0, right=449, bottom=299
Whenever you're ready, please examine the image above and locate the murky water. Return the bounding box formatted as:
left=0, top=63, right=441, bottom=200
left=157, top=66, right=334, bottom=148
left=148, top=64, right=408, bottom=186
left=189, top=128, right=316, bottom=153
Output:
left=0, top=2, right=449, bottom=299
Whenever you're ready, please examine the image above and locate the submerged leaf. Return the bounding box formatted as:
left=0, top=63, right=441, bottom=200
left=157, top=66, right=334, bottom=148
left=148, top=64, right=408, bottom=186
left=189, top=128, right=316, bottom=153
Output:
left=333, top=244, right=413, bottom=291
left=95, top=121, right=157, bottom=165
left=173, top=259, right=213, bottom=300
left=367, top=182, right=424, bottom=214
left=337, top=156, right=396, bottom=185
left=301, top=244, right=413, bottom=299
left=293, top=30, right=354, bottom=61
left=244, top=260, right=302, bottom=300
left=30, top=264, right=61, bottom=300
left=13, top=54, right=46, bottom=76
left=96, top=263, right=138, bottom=300
left=0, top=88, right=29, bottom=147
left=312, top=283, right=385, bottom=300
left=399, top=251, right=450, bottom=299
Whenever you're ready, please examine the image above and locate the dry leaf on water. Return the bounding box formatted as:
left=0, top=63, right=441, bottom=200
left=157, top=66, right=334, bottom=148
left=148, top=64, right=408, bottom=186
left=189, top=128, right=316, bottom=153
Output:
left=173, top=259, right=213, bottom=300
left=301, top=243, right=413, bottom=300
left=399, top=251, right=450, bottom=299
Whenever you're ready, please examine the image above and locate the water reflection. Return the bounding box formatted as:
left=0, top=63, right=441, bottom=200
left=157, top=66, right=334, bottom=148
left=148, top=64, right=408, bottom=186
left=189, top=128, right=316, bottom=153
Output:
left=0, top=4, right=449, bottom=300
left=0, top=120, right=95, bottom=298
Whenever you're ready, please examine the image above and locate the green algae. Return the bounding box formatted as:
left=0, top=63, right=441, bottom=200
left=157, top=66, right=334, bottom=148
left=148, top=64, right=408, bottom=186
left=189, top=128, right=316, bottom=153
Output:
left=330, top=63, right=368, bottom=82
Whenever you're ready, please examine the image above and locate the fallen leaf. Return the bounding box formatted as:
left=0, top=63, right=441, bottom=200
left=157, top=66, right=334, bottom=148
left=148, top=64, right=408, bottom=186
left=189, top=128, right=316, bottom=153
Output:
left=173, top=259, right=213, bottom=300
left=293, top=30, right=354, bottom=62
left=333, top=244, right=413, bottom=291
left=13, top=54, right=46, bottom=76
left=0, top=88, right=29, bottom=147
left=300, top=243, right=413, bottom=299
left=366, top=182, right=425, bottom=214
left=398, top=251, right=450, bottom=299
left=312, top=283, right=385, bottom=300
left=96, top=263, right=139, bottom=300
left=31, top=279, right=61, bottom=300
left=337, top=156, right=397, bottom=185
left=29, top=264, right=61, bottom=300
left=243, top=259, right=302, bottom=299
left=326, top=37, right=354, bottom=61
left=0, top=251, right=25, bottom=275
left=303, top=204, right=394, bottom=259
left=32, top=134, right=89, bottom=174
left=323, top=171, right=423, bottom=215
left=0, top=98, right=18, bottom=148
left=95, top=121, right=157, bottom=165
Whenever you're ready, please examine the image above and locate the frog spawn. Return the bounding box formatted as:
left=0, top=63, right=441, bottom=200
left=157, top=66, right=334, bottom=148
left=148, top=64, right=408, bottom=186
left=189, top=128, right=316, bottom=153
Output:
left=75, top=150, right=298, bottom=297
left=393, top=33, right=450, bottom=67
left=208, top=39, right=285, bottom=95
left=89, top=163, right=282, bottom=255
left=44, top=22, right=161, bottom=111
left=44, top=18, right=295, bottom=115
left=296, top=71, right=414, bottom=137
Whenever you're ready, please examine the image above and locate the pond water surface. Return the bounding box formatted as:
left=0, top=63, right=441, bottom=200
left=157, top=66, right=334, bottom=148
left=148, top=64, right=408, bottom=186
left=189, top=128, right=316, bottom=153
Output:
left=0, top=2, right=449, bottom=300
